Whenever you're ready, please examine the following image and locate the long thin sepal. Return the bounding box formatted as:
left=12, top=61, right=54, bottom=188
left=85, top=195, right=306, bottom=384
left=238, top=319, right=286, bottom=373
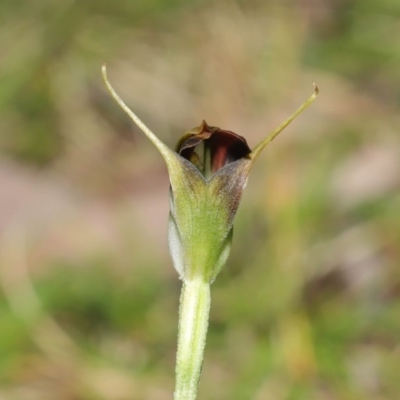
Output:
left=251, top=84, right=319, bottom=160
left=101, top=64, right=174, bottom=161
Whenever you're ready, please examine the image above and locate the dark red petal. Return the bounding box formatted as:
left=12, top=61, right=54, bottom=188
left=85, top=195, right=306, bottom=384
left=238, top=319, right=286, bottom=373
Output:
left=176, top=121, right=251, bottom=172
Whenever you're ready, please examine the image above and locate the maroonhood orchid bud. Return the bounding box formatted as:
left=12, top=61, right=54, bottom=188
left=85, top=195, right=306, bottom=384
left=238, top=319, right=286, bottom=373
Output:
left=102, top=65, right=318, bottom=284
left=168, top=120, right=252, bottom=283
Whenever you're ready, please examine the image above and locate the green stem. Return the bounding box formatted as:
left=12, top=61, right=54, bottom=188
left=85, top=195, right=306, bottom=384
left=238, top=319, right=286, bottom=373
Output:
left=174, top=279, right=211, bottom=400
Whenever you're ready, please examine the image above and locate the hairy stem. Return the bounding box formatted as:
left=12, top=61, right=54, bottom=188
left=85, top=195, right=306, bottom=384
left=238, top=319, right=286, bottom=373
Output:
left=174, top=279, right=211, bottom=400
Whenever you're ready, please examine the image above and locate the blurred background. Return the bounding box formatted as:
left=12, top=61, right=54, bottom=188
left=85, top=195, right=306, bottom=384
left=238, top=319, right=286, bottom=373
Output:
left=1, top=0, right=400, bottom=399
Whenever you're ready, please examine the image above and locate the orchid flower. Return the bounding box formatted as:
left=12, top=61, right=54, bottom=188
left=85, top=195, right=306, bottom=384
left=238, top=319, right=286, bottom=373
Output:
left=102, top=65, right=318, bottom=400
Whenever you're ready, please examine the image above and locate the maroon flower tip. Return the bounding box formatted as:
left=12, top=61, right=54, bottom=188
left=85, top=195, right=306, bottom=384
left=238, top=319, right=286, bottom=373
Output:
left=176, top=121, right=251, bottom=175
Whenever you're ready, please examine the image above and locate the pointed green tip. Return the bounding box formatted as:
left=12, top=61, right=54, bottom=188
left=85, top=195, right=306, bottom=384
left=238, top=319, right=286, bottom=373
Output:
left=313, top=82, right=319, bottom=96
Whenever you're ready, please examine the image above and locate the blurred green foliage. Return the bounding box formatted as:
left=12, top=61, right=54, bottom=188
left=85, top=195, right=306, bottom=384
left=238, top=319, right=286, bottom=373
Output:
left=1, top=0, right=400, bottom=399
